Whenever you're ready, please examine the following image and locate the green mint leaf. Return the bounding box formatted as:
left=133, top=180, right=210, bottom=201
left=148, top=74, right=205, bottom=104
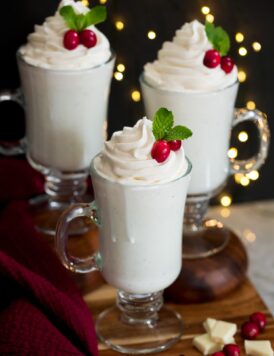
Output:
left=213, top=26, right=230, bottom=56
left=59, top=6, right=78, bottom=31
left=205, top=21, right=230, bottom=56
left=165, top=125, right=192, bottom=141
left=152, top=108, right=174, bottom=140
left=76, top=14, right=86, bottom=32
left=85, top=6, right=107, bottom=27
left=205, top=21, right=215, bottom=43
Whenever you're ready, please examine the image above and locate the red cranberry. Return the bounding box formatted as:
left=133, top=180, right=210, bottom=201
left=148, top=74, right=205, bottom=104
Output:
left=211, top=353, right=225, bottom=356
left=221, top=56, right=235, bottom=74
left=79, top=29, right=97, bottom=48
left=223, top=344, right=241, bottom=356
left=151, top=140, right=171, bottom=163
left=203, top=49, right=221, bottom=68
left=241, top=321, right=259, bottom=340
left=63, top=30, right=79, bottom=50
left=250, top=312, right=267, bottom=331
left=168, top=140, right=182, bottom=151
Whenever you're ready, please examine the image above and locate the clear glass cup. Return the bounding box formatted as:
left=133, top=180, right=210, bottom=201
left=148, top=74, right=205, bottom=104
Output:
left=55, top=154, right=192, bottom=354
left=0, top=51, right=115, bottom=235
left=140, top=75, right=270, bottom=259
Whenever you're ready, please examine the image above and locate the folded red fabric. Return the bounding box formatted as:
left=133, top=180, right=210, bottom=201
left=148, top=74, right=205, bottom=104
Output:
left=0, top=159, right=98, bottom=355
left=0, top=158, right=44, bottom=202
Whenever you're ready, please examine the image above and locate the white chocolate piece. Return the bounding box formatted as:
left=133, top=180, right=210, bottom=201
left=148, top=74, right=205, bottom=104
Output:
left=193, top=333, right=223, bottom=355
left=245, top=340, right=274, bottom=356
left=203, top=318, right=217, bottom=333
left=210, top=320, right=237, bottom=343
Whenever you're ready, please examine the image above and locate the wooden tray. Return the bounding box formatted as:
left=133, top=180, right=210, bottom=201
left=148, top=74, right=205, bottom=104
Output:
left=83, top=279, right=274, bottom=355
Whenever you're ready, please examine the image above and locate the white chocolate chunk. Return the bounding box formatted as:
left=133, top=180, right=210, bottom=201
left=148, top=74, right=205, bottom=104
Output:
left=245, top=340, right=274, bottom=356
left=210, top=320, right=237, bottom=343
left=203, top=318, right=217, bottom=333
left=193, top=333, right=223, bottom=355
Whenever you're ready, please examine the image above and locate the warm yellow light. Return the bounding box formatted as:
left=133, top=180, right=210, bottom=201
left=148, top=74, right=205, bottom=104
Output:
left=206, top=14, right=214, bottom=23
left=220, top=208, right=231, bottom=218
left=238, top=70, right=247, bottom=83
left=234, top=173, right=244, bottom=184
left=228, top=147, right=238, bottom=159
left=246, top=101, right=256, bottom=110
left=246, top=170, right=259, bottom=181
left=234, top=173, right=243, bottom=184
left=252, top=42, right=262, bottom=52
left=243, top=229, right=256, bottom=243
left=201, top=6, right=210, bottom=15
left=147, top=31, right=157, bottom=40
left=220, top=195, right=232, bottom=207
left=115, top=21, right=124, bottom=31
left=238, top=131, right=248, bottom=142
left=235, top=32, right=244, bottom=43
left=131, top=90, right=141, bottom=102
left=82, top=0, right=89, bottom=6
left=239, top=47, right=248, bottom=56
left=99, top=0, right=107, bottom=3
left=117, top=64, right=125, bottom=73
left=240, top=176, right=250, bottom=186
left=114, top=72, right=123, bottom=81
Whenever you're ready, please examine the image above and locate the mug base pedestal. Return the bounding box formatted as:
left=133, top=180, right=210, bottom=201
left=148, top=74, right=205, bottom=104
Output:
left=29, top=194, right=93, bottom=236
left=96, top=305, right=184, bottom=354
left=165, top=228, right=248, bottom=303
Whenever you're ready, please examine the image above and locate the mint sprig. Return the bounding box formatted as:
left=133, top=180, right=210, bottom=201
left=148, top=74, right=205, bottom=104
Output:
left=60, top=5, right=107, bottom=32
left=205, top=21, right=230, bottom=56
left=152, top=108, right=192, bottom=141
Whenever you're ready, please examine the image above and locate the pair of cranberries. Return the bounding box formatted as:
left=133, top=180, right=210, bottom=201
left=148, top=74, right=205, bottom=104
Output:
left=203, top=49, right=234, bottom=74
left=241, top=311, right=267, bottom=340
left=211, top=312, right=267, bottom=356
left=151, top=140, right=181, bottom=163
left=64, top=29, right=97, bottom=50
left=212, top=344, right=240, bottom=356
left=212, top=344, right=241, bottom=356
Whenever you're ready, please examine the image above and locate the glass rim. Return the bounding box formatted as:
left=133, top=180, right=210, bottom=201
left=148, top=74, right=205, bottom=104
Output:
left=16, top=48, right=116, bottom=73
left=90, top=153, right=192, bottom=187
left=139, top=72, right=239, bottom=96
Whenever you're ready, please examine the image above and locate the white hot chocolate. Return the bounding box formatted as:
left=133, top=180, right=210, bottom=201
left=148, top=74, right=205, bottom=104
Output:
left=141, top=20, right=238, bottom=195
left=92, top=118, right=191, bottom=293
left=18, top=0, right=114, bottom=172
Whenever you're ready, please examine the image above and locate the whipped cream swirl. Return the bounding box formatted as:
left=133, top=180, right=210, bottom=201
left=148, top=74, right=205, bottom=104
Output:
left=94, top=118, right=188, bottom=184
left=19, top=0, right=111, bottom=70
left=144, top=20, right=237, bottom=92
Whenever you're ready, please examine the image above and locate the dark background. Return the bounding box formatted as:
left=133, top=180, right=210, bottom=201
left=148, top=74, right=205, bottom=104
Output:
left=1, top=0, right=273, bottom=204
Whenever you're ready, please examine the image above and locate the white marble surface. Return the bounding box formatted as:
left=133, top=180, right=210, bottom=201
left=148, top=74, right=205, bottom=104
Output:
left=209, top=200, right=274, bottom=315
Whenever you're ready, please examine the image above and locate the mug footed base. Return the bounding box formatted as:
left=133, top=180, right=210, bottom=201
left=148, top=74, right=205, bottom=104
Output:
left=183, top=217, right=230, bottom=259
left=96, top=305, right=184, bottom=354
left=29, top=194, right=94, bottom=236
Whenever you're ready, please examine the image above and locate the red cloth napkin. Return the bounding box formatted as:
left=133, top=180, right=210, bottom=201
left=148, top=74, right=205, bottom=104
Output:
left=0, top=158, right=98, bottom=356
left=0, top=158, right=44, bottom=202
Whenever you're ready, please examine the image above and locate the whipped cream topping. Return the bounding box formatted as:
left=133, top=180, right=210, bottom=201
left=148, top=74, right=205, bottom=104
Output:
left=144, top=20, right=238, bottom=92
left=19, top=0, right=111, bottom=70
left=94, top=118, right=188, bottom=184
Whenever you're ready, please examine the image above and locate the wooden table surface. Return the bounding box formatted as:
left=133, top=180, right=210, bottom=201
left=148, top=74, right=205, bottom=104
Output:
left=83, top=279, right=274, bottom=355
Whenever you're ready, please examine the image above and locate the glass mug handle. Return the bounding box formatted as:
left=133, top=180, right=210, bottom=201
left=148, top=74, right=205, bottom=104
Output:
left=0, top=88, right=25, bottom=155
left=55, top=201, right=101, bottom=273
left=229, top=108, right=270, bottom=174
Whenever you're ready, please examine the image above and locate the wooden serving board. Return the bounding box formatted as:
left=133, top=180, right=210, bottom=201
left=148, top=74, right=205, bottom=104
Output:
left=83, top=279, right=274, bottom=355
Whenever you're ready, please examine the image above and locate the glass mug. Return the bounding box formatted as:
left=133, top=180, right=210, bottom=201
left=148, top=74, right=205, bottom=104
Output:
left=0, top=51, right=115, bottom=235
left=55, top=154, right=192, bottom=354
left=140, top=77, right=270, bottom=258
